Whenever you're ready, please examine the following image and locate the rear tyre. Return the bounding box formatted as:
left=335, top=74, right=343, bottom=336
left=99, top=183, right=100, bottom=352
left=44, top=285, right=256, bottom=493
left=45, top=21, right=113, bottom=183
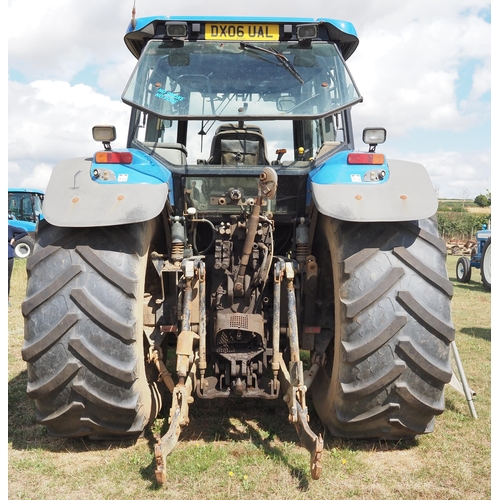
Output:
left=14, top=235, right=35, bottom=259
left=456, top=257, right=471, bottom=283
left=312, top=216, right=455, bottom=439
left=480, top=237, right=491, bottom=291
left=22, top=220, right=162, bottom=438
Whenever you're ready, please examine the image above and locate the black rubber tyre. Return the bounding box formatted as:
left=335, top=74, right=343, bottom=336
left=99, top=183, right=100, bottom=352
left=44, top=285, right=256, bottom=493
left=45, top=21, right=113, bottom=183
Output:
left=480, top=237, right=491, bottom=291
left=456, top=256, right=472, bottom=283
left=312, top=216, right=455, bottom=439
left=14, top=235, right=35, bottom=259
left=22, top=219, right=162, bottom=439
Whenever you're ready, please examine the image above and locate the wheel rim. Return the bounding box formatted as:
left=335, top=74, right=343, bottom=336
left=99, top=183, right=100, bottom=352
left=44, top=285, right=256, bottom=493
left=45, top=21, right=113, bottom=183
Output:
left=483, top=245, right=491, bottom=284
left=15, top=243, right=31, bottom=258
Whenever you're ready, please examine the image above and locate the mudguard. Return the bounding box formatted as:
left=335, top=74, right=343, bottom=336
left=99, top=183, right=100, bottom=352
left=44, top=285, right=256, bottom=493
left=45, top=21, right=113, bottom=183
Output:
left=43, top=157, right=171, bottom=228
left=310, top=158, right=437, bottom=222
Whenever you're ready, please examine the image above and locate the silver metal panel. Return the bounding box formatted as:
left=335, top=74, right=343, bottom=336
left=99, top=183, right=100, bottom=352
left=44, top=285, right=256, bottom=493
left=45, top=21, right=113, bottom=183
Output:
left=311, top=159, right=437, bottom=222
left=43, top=158, right=170, bottom=227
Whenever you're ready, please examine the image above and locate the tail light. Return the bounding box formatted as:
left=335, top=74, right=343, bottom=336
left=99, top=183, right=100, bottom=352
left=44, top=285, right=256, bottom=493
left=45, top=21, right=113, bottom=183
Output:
left=347, top=153, right=385, bottom=165
left=94, top=152, right=133, bottom=164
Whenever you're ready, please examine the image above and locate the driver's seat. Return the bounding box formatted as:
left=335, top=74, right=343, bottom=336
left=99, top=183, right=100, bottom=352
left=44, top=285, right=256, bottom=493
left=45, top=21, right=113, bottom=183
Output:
left=208, top=124, right=270, bottom=166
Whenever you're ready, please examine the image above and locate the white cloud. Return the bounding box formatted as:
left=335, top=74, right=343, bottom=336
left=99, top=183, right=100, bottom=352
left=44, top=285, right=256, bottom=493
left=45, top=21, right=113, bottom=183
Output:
left=348, top=13, right=490, bottom=136
left=8, top=80, right=129, bottom=190
left=470, top=62, right=491, bottom=100
left=8, top=0, right=131, bottom=82
left=401, top=150, right=491, bottom=200
left=98, top=59, right=138, bottom=99
left=9, top=163, right=53, bottom=193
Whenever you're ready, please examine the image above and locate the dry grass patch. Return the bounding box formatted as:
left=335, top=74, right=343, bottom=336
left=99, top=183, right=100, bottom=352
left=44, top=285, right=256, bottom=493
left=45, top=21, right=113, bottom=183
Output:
left=465, top=207, right=491, bottom=214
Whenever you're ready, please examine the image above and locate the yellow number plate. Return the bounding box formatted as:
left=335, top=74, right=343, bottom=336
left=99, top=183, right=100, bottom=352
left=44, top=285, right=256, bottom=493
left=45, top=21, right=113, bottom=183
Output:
left=206, top=24, right=279, bottom=41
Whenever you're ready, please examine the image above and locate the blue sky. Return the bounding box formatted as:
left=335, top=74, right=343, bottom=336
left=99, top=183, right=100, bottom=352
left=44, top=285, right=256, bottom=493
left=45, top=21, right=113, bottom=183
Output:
left=7, top=0, right=491, bottom=200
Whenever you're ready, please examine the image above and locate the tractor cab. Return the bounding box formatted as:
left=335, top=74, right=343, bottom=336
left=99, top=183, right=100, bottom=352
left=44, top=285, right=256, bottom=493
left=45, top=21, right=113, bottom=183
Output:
left=122, top=18, right=362, bottom=175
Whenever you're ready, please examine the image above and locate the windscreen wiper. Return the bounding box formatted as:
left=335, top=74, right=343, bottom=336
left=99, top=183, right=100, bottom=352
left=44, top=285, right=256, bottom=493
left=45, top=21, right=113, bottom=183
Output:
left=239, top=42, right=304, bottom=84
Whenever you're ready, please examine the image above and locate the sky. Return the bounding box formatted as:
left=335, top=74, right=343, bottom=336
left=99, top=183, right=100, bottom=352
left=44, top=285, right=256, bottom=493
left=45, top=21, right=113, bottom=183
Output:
left=7, top=0, right=492, bottom=200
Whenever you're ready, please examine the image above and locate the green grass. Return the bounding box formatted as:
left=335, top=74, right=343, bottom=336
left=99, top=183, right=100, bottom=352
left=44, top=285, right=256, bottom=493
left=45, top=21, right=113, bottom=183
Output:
left=8, top=255, right=491, bottom=499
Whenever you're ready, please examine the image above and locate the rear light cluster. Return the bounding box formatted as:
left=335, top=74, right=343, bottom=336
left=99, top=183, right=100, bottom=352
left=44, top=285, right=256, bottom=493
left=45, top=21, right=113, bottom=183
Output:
left=95, top=152, right=133, bottom=164
left=347, top=153, right=385, bottom=165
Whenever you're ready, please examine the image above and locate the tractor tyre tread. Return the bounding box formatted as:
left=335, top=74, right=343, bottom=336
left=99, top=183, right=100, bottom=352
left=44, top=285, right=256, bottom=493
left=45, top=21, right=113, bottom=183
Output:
left=22, top=220, right=158, bottom=439
left=312, top=216, right=455, bottom=440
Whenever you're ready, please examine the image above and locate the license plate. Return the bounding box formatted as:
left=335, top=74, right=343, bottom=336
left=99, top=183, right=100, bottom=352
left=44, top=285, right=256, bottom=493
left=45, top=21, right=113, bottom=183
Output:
left=205, top=23, right=279, bottom=41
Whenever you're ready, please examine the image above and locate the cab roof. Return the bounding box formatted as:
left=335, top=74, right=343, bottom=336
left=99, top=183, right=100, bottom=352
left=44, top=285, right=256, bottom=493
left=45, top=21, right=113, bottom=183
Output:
left=124, top=16, right=359, bottom=60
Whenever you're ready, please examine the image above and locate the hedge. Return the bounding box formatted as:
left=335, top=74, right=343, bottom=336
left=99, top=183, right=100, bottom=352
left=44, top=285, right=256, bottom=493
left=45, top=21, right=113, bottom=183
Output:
left=437, top=212, right=491, bottom=241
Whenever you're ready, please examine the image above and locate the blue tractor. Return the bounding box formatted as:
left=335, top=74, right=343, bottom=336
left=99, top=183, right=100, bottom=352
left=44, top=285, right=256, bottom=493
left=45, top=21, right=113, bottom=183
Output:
left=22, top=16, right=455, bottom=483
left=456, top=226, right=491, bottom=290
left=8, top=188, right=44, bottom=258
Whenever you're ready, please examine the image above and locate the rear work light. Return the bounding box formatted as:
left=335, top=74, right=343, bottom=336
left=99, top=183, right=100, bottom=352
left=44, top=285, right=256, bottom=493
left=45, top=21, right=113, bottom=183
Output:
left=296, top=23, right=318, bottom=41
left=347, top=153, right=385, bottom=165
left=95, top=152, right=133, bottom=164
left=165, top=22, right=188, bottom=38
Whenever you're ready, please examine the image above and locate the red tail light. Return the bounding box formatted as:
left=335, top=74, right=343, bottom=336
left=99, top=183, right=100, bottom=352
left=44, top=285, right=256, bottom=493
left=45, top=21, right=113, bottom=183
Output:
left=95, top=152, right=133, bottom=164
left=347, top=153, right=385, bottom=165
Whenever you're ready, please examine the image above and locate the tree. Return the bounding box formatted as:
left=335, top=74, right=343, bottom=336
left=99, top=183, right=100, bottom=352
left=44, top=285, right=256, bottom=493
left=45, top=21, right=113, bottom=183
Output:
left=474, top=191, right=491, bottom=207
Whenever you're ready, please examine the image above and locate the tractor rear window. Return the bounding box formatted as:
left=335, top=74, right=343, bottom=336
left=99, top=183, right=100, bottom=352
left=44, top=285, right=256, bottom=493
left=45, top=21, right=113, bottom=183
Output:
left=122, top=40, right=361, bottom=120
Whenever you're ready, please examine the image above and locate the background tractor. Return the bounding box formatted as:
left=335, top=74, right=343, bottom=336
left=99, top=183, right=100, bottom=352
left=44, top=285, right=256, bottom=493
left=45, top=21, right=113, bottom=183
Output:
left=8, top=188, right=44, bottom=258
left=22, top=15, right=455, bottom=483
left=456, top=226, right=491, bottom=290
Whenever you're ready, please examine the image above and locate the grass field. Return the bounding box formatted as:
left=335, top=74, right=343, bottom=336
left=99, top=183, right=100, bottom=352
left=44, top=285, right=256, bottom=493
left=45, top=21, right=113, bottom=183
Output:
left=8, top=255, right=491, bottom=499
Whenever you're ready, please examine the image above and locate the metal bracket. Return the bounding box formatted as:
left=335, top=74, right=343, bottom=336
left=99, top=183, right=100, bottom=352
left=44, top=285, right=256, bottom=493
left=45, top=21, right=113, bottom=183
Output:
left=279, top=353, right=323, bottom=479
left=294, top=399, right=323, bottom=480
left=449, top=341, right=477, bottom=419
left=275, top=258, right=324, bottom=479
left=149, top=345, right=175, bottom=393
left=154, top=257, right=203, bottom=485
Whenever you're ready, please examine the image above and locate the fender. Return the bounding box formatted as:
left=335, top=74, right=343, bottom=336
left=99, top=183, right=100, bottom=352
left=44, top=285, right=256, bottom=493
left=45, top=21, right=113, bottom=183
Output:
left=43, top=155, right=171, bottom=228
left=310, top=156, right=437, bottom=222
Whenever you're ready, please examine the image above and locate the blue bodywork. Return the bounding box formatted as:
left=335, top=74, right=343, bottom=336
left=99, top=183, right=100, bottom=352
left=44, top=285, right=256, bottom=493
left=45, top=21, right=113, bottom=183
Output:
left=8, top=217, right=36, bottom=233
left=91, top=149, right=171, bottom=185
left=310, top=151, right=388, bottom=185
left=90, top=149, right=174, bottom=206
